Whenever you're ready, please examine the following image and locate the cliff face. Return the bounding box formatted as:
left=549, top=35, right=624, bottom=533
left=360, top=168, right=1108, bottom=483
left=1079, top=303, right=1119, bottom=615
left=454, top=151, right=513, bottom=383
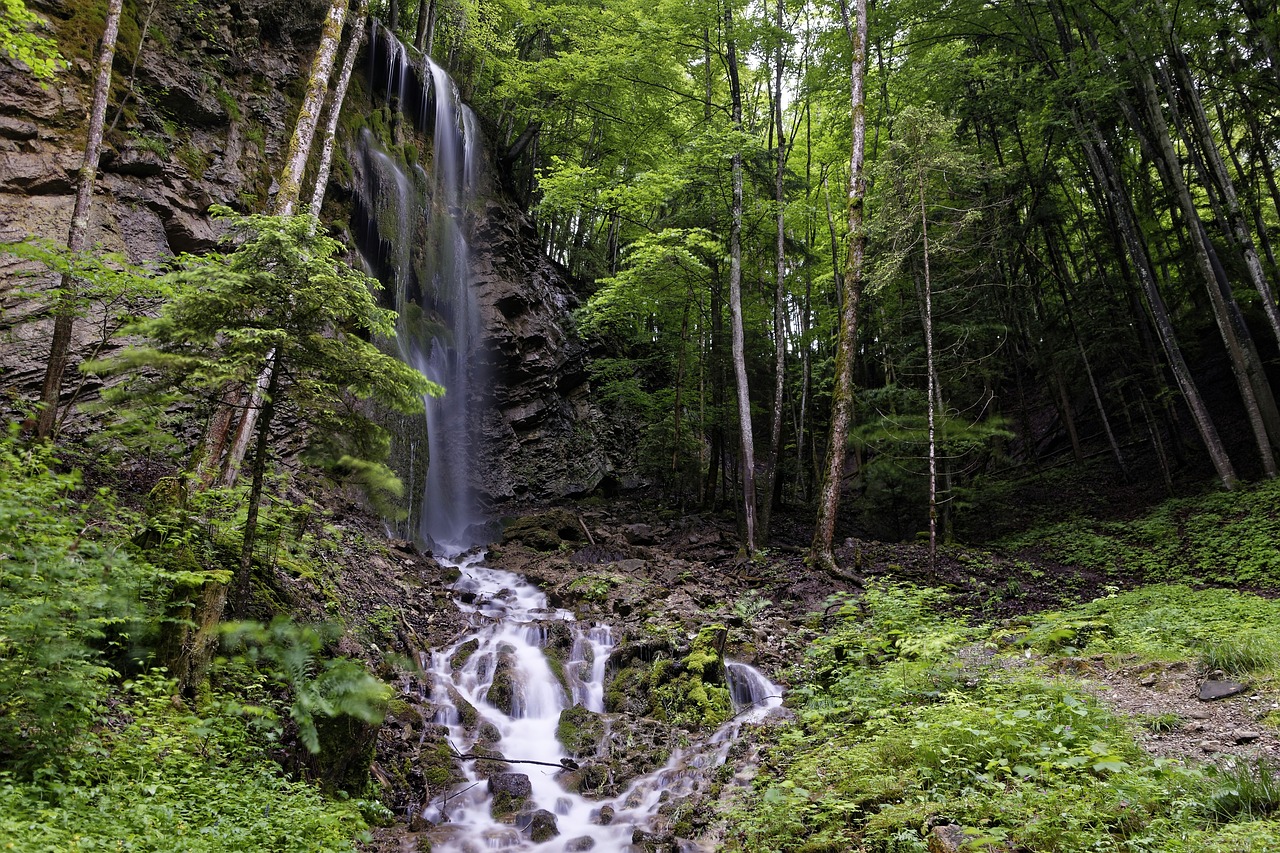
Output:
left=0, top=0, right=608, bottom=503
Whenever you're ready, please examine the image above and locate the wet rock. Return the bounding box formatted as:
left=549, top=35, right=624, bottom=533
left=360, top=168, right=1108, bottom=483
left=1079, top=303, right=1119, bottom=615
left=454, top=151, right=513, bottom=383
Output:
left=594, top=805, right=616, bottom=825
left=927, top=824, right=967, bottom=853
left=488, top=772, right=532, bottom=822
left=519, top=808, right=559, bottom=843
left=631, top=828, right=678, bottom=852
left=565, top=837, right=596, bottom=851
left=487, top=653, right=520, bottom=715
left=1199, top=680, right=1248, bottom=701
left=557, top=704, right=606, bottom=758
left=451, top=638, right=479, bottom=670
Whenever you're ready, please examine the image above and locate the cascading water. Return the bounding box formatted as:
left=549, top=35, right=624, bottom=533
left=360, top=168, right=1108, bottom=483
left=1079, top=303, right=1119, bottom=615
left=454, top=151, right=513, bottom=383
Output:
left=360, top=22, right=485, bottom=554
left=354, top=27, right=785, bottom=849
left=418, top=552, right=785, bottom=852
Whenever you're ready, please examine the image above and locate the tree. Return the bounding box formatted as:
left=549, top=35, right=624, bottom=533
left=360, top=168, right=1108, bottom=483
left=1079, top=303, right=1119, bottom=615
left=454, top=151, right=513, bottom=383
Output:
left=94, top=208, right=439, bottom=685
left=812, top=0, right=867, bottom=579
left=32, top=0, right=122, bottom=439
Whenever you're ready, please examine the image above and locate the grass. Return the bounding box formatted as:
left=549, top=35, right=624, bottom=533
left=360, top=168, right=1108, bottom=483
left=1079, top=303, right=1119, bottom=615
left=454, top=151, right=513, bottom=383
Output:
left=999, top=477, right=1280, bottom=589
left=725, top=581, right=1280, bottom=853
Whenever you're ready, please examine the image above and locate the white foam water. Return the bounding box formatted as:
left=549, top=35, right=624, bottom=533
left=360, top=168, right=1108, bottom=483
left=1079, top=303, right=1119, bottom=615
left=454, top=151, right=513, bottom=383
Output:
left=416, top=551, right=785, bottom=851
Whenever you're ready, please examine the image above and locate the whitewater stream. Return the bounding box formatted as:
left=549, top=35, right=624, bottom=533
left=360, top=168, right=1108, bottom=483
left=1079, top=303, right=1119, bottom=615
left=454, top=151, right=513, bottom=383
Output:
left=415, top=550, right=785, bottom=852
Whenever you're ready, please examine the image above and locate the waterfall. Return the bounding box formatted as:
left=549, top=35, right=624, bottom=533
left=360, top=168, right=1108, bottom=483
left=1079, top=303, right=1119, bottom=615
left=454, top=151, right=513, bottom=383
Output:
left=419, top=552, right=785, bottom=851
left=358, top=23, right=485, bottom=554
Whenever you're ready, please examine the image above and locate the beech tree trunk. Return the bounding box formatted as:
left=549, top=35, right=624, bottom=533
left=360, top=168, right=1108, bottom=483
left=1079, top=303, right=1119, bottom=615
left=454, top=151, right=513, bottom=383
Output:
left=812, top=0, right=867, bottom=579
left=275, top=0, right=350, bottom=217
left=34, top=0, right=123, bottom=439
left=309, top=0, right=370, bottom=223
left=1129, top=62, right=1278, bottom=475
left=724, top=0, right=757, bottom=553
left=917, top=164, right=938, bottom=572
left=1079, top=121, right=1237, bottom=489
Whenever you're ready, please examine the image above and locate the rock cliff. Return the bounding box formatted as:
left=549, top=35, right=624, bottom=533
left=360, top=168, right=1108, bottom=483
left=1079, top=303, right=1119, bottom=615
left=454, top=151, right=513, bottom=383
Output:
left=0, top=0, right=608, bottom=503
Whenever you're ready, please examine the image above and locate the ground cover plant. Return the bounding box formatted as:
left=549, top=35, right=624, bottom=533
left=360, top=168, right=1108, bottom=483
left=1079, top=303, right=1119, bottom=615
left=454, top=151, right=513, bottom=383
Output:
left=726, top=580, right=1280, bottom=852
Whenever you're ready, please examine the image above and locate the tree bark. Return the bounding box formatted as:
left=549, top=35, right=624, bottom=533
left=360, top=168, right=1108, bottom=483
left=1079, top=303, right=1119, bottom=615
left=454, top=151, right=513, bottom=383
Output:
left=275, top=0, right=350, bottom=217
left=34, top=0, right=123, bottom=440
left=308, top=0, right=370, bottom=223
left=812, top=0, right=867, bottom=579
left=917, top=164, right=938, bottom=572
left=724, top=0, right=757, bottom=553
left=234, top=352, right=281, bottom=615
left=1130, top=63, right=1278, bottom=475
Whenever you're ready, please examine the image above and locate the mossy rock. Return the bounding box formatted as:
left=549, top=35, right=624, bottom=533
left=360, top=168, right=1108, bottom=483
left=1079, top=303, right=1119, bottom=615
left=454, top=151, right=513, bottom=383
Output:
left=487, top=654, right=520, bottom=715
left=451, top=638, right=479, bottom=670
left=557, top=704, right=606, bottom=758
left=502, top=509, right=585, bottom=552
left=649, top=625, right=731, bottom=729
left=488, top=772, right=532, bottom=822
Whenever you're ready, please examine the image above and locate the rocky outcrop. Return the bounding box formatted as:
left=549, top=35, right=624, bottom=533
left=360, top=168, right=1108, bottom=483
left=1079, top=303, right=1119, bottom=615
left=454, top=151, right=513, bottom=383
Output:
left=0, top=0, right=317, bottom=431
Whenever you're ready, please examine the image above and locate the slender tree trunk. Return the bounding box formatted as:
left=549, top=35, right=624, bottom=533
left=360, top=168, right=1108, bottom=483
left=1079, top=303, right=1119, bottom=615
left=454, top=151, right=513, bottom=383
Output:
left=276, top=0, right=350, bottom=217
left=917, top=165, right=938, bottom=572
left=34, top=0, right=123, bottom=439
left=234, top=354, right=281, bottom=615
left=1080, top=121, right=1237, bottom=488
left=761, top=0, right=788, bottom=541
left=812, top=0, right=867, bottom=579
left=1131, top=65, right=1278, bottom=475
left=724, top=0, right=756, bottom=553
left=414, top=0, right=434, bottom=52
left=309, top=0, right=370, bottom=223
left=1160, top=32, right=1280, bottom=350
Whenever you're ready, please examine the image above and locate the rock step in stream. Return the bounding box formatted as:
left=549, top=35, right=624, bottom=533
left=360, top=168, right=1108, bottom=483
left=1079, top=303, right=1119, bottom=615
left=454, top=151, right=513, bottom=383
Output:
left=416, top=550, right=784, bottom=852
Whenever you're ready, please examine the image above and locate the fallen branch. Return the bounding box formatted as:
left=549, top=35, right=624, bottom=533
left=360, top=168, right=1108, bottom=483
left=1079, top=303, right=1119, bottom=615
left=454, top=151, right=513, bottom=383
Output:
left=448, top=740, right=579, bottom=770
left=578, top=515, right=596, bottom=546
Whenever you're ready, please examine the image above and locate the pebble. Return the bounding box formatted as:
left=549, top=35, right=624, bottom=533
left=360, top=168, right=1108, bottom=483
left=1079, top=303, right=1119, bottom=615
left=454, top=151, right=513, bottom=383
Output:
left=1233, top=729, right=1262, bottom=745
left=1199, top=740, right=1222, bottom=753
left=1138, top=674, right=1157, bottom=687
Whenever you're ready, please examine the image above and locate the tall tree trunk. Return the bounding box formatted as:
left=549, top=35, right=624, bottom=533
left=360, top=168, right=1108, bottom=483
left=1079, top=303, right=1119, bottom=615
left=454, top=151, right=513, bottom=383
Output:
left=1131, top=64, right=1278, bottom=475
left=917, top=164, right=938, bottom=572
left=214, top=0, right=351, bottom=486
left=34, top=0, right=123, bottom=440
left=1160, top=30, right=1280, bottom=350
left=724, top=0, right=757, bottom=553
left=761, top=0, right=788, bottom=541
left=414, top=0, right=435, bottom=52
left=1080, top=121, right=1237, bottom=488
left=309, top=0, right=370, bottom=223
left=812, top=0, right=867, bottom=579
left=276, top=0, right=350, bottom=217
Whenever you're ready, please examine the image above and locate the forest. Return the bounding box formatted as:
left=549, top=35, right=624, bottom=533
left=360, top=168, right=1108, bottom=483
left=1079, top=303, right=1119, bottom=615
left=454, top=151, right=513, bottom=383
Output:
left=1, top=0, right=1280, bottom=848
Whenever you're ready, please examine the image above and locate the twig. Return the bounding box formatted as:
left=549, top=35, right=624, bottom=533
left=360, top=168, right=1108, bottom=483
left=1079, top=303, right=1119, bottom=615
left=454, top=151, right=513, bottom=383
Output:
left=726, top=695, right=785, bottom=723
left=448, top=739, right=579, bottom=770
left=578, top=515, right=596, bottom=546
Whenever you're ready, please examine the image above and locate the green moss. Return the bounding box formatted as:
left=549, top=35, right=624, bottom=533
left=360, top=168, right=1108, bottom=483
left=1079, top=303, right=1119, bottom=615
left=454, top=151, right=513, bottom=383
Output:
left=557, top=705, right=605, bottom=758
left=451, top=639, right=479, bottom=670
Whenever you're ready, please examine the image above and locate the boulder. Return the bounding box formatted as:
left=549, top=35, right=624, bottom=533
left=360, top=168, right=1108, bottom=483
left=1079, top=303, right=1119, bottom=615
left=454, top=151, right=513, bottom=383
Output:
left=488, top=772, right=532, bottom=822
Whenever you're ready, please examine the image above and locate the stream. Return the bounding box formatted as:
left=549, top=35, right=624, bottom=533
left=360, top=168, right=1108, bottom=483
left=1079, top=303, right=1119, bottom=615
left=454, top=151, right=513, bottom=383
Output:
left=415, top=550, right=784, bottom=852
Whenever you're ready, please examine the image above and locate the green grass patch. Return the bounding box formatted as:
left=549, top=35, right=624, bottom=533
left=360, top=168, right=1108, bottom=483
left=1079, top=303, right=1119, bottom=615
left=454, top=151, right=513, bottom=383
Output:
left=1001, top=478, right=1280, bottom=588
left=1013, top=585, right=1280, bottom=674
left=0, top=675, right=375, bottom=851
left=726, top=581, right=1280, bottom=852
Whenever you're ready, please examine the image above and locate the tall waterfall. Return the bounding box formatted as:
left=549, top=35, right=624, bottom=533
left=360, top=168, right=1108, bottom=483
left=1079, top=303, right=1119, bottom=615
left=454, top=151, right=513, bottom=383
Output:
left=358, top=22, right=485, bottom=553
